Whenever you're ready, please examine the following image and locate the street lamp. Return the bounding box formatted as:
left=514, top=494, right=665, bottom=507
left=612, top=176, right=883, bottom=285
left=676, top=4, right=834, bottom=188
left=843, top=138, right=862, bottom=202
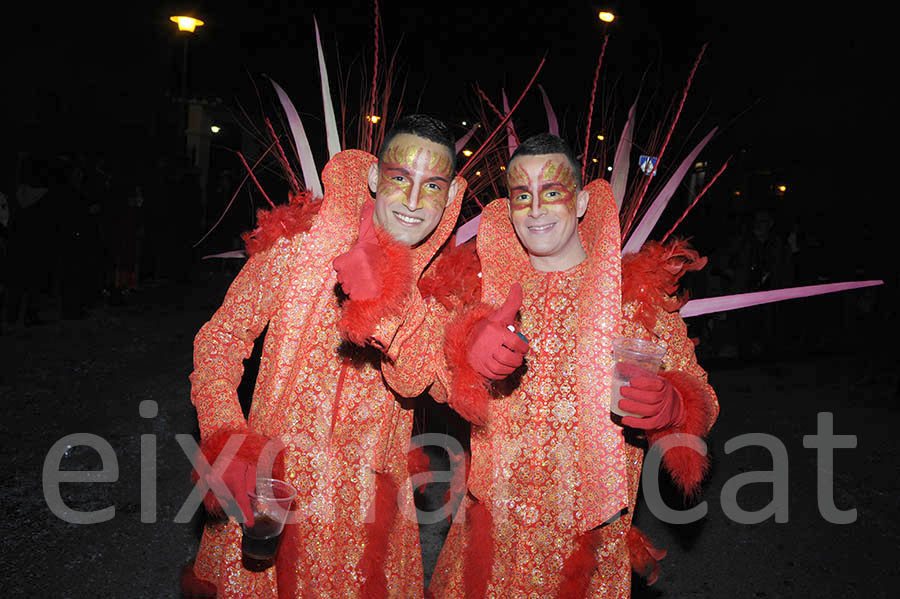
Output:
left=170, top=15, right=204, bottom=100
left=170, top=15, right=205, bottom=32
left=598, top=11, right=615, bottom=23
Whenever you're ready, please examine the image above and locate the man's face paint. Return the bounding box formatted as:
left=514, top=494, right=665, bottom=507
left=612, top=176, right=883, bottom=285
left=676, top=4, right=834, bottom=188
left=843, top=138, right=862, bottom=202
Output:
left=371, top=133, right=455, bottom=246
left=506, top=153, right=588, bottom=271
left=508, top=158, right=578, bottom=212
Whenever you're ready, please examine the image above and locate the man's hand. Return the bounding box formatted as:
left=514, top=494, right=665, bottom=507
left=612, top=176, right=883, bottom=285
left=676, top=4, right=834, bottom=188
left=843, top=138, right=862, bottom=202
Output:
left=467, top=284, right=530, bottom=380
left=618, top=363, right=684, bottom=430
left=204, top=456, right=256, bottom=526
left=333, top=202, right=384, bottom=301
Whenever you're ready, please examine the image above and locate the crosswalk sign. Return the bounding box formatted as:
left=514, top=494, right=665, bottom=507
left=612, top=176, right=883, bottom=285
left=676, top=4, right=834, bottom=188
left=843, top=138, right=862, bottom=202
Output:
left=639, top=155, right=659, bottom=176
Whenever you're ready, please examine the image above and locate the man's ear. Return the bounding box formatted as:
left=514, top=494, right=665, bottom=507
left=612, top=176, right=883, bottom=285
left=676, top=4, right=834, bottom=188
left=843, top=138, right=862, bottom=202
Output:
left=507, top=198, right=513, bottom=221
left=576, top=189, right=590, bottom=218
left=447, top=178, right=460, bottom=206
left=367, top=163, right=379, bottom=194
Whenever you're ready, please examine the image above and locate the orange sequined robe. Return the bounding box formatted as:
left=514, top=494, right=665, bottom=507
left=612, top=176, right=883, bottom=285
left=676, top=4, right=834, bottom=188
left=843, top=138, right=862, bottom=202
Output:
left=428, top=181, right=718, bottom=598
left=189, top=150, right=467, bottom=599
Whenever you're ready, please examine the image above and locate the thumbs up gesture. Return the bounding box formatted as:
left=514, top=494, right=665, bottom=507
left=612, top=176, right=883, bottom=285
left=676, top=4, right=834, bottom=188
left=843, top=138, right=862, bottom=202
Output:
left=467, top=284, right=530, bottom=380
left=333, top=202, right=384, bottom=300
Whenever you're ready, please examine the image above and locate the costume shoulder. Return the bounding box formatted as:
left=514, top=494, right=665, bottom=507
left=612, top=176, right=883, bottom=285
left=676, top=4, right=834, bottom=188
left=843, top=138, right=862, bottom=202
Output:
left=321, top=149, right=377, bottom=196
left=419, top=237, right=482, bottom=311
left=242, top=150, right=377, bottom=256
left=621, top=238, right=707, bottom=331
left=241, top=190, right=321, bottom=256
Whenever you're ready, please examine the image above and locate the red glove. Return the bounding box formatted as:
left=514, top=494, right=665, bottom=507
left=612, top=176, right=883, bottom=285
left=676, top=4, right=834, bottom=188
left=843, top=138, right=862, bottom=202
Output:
left=204, top=455, right=257, bottom=526
left=618, top=363, right=684, bottom=430
left=333, top=202, right=384, bottom=300
left=467, top=284, right=530, bottom=380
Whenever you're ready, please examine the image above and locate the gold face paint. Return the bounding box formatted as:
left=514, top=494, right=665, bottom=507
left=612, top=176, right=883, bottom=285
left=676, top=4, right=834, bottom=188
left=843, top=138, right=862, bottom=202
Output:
left=507, top=158, right=577, bottom=212
left=379, top=140, right=453, bottom=210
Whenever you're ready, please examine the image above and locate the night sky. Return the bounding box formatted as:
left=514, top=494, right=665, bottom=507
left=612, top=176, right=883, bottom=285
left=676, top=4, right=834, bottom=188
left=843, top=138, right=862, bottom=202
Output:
left=7, top=1, right=891, bottom=266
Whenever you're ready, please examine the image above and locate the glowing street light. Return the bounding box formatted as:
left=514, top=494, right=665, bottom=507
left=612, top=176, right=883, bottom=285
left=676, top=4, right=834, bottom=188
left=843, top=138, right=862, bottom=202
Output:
left=607, top=166, right=613, bottom=171
left=596, top=134, right=605, bottom=141
left=170, top=15, right=205, bottom=32
left=366, top=115, right=381, bottom=124
left=210, top=125, right=221, bottom=134
left=462, top=149, right=473, bottom=157
left=777, top=185, right=787, bottom=193
left=598, top=11, right=615, bottom=23
left=591, top=158, right=599, bottom=163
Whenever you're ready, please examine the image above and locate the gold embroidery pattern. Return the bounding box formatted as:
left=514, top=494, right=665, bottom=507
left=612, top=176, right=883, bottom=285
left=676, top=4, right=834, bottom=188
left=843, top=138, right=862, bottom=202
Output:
left=190, top=150, right=467, bottom=598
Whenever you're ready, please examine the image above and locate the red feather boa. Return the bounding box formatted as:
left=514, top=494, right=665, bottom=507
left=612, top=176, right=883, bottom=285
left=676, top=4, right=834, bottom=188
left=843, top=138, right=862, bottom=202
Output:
left=442, top=448, right=470, bottom=523
left=555, top=528, right=604, bottom=599
left=554, top=525, right=667, bottom=597
left=242, top=191, right=322, bottom=256
left=464, top=498, right=494, bottom=599
left=276, top=516, right=301, bottom=599
left=648, top=370, right=715, bottom=497
left=621, top=239, right=707, bottom=331
left=338, top=228, right=415, bottom=347
left=627, top=526, right=667, bottom=586
left=418, top=238, right=482, bottom=311
left=358, top=472, right=399, bottom=599
left=191, top=427, right=284, bottom=517
left=443, top=303, right=496, bottom=426
left=407, top=444, right=434, bottom=492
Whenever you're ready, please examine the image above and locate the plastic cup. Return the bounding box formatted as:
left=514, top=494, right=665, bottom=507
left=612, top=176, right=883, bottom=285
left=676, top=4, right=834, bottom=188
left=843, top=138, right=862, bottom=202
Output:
left=240, top=478, right=296, bottom=569
left=610, top=338, right=667, bottom=416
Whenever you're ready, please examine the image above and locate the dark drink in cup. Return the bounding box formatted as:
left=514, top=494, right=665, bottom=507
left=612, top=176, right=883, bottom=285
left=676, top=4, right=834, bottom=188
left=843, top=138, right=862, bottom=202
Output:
left=241, top=514, right=283, bottom=560
left=240, top=478, right=296, bottom=571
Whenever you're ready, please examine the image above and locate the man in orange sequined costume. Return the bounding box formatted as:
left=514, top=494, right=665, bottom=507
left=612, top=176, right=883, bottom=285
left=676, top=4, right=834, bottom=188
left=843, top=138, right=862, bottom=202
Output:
left=182, top=115, right=467, bottom=599
left=425, top=134, right=719, bottom=598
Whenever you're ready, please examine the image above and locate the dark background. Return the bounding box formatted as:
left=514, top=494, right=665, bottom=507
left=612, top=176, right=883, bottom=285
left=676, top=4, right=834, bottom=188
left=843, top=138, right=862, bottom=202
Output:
left=3, top=2, right=897, bottom=597
left=5, top=0, right=891, bottom=269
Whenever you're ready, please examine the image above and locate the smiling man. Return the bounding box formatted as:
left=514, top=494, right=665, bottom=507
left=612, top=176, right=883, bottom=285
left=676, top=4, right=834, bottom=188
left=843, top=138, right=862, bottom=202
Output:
left=370, top=132, right=458, bottom=245
left=428, top=134, right=718, bottom=598
left=183, top=115, right=467, bottom=599
left=505, top=140, right=589, bottom=271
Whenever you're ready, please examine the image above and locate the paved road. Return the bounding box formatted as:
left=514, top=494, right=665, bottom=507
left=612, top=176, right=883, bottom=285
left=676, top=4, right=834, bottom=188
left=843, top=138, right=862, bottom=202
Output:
left=3, top=268, right=895, bottom=598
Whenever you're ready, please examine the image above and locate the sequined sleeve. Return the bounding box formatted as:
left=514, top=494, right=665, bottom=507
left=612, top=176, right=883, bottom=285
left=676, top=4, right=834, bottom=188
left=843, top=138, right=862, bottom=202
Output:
left=622, top=300, right=719, bottom=432
left=380, top=296, right=451, bottom=399
left=189, top=238, right=294, bottom=439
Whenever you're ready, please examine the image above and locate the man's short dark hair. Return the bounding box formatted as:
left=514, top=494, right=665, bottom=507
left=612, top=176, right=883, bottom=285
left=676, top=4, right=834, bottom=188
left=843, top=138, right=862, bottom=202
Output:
left=378, top=114, right=457, bottom=176
left=509, top=133, right=582, bottom=188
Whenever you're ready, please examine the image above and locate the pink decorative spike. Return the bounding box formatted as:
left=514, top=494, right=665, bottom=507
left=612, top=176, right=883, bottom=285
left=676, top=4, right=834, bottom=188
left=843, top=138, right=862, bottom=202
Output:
left=269, top=78, right=324, bottom=199
left=621, top=127, right=717, bottom=254
left=237, top=151, right=275, bottom=208
left=623, top=44, right=707, bottom=236
left=502, top=89, right=519, bottom=157
left=582, top=35, right=609, bottom=183
left=202, top=250, right=247, bottom=260
left=366, top=0, right=381, bottom=153
left=314, top=18, right=341, bottom=158
left=680, top=281, right=884, bottom=318
left=537, top=85, right=559, bottom=136
left=455, top=124, right=479, bottom=155
left=460, top=58, right=545, bottom=177
left=611, top=102, right=636, bottom=212
left=194, top=141, right=279, bottom=248
left=661, top=156, right=730, bottom=244
left=455, top=214, right=481, bottom=246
